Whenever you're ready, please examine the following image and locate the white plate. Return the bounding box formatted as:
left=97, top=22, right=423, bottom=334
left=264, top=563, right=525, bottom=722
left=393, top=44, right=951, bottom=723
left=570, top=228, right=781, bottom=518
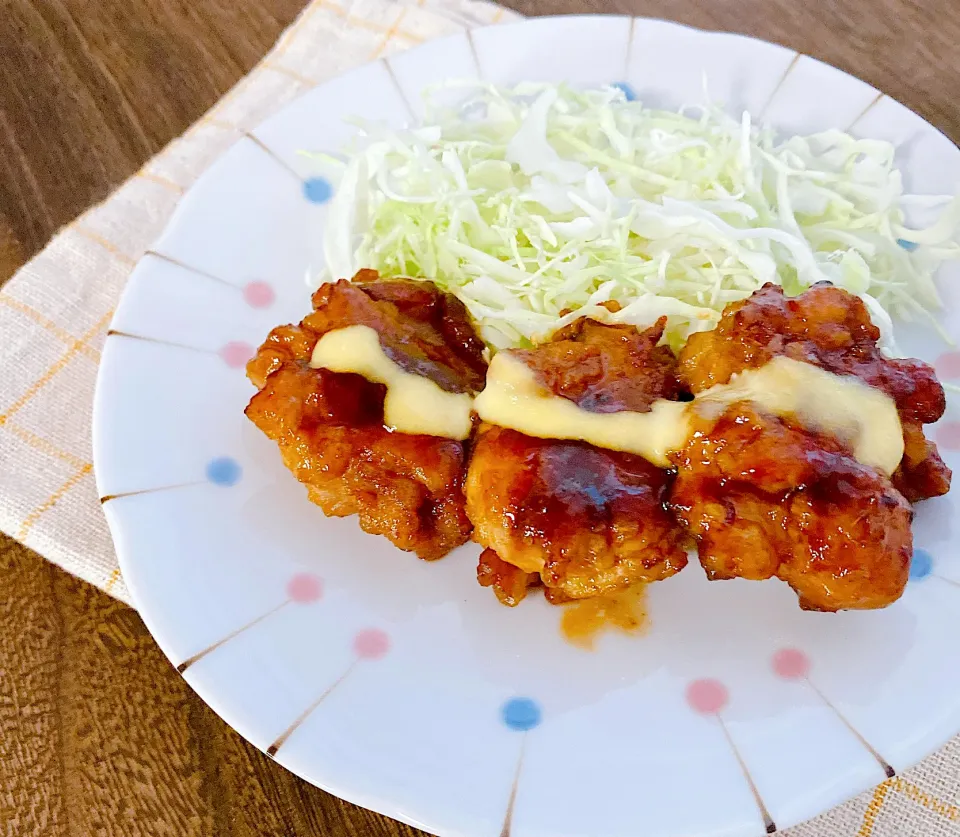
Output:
left=92, top=16, right=960, bottom=837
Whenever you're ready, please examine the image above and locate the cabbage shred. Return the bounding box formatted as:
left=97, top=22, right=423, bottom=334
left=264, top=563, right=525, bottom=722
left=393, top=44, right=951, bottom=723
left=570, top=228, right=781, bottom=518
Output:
left=318, top=82, right=960, bottom=351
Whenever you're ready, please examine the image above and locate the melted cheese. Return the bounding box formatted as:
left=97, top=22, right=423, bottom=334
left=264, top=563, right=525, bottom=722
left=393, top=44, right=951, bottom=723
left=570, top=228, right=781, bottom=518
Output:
left=311, top=324, right=904, bottom=474
left=473, top=353, right=690, bottom=467
left=475, top=352, right=904, bottom=474
left=697, top=356, right=904, bottom=475
left=310, top=325, right=473, bottom=440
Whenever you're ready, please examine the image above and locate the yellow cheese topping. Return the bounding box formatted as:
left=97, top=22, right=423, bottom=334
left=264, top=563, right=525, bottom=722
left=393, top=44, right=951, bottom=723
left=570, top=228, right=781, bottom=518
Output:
left=309, top=325, right=473, bottom=440
left=474, top=352, right=904, bottom=474
left=310, top=325, right=904, bottom=475
left=473, top=353, right=689, bottom=467
left=695, top=355, right=903, bottom=475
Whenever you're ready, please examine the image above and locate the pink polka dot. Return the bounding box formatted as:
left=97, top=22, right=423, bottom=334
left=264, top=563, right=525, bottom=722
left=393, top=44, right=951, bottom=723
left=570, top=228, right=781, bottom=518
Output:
left=936, top=351, right=960, bottom=380
left=772, top=648, right=811, bottom=680
left=686, top=679, right=729, bottom=715
left=219, top=341, right=254, bottom=368
left=353, top=628, right=390, bottom=660
left=937, top=420, right=960, bottom=451
left=244, top=281, right=275, bottom=309
left=287, top=573, right=323, bottom=603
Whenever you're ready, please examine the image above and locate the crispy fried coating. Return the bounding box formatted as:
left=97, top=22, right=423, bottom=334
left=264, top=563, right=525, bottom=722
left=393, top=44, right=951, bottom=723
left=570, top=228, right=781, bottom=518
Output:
left=678, top=283, right=950, bottom=501
left=670, top=406, right=914, bottom=611
left=512, top=315, right=684, bottom=413
left=248, top=269, right=486, bottom=393
left=466, top=319, right=689, bottom=605
left=477, top=547, right=540, bottom=607
left=245, top=272, right=486, bottom=560
left=468, top=428, right=688, bottom=604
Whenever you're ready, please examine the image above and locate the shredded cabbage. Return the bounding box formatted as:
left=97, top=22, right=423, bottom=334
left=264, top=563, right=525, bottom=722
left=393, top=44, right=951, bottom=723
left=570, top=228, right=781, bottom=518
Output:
left=313, top=82, right=960, bottom=351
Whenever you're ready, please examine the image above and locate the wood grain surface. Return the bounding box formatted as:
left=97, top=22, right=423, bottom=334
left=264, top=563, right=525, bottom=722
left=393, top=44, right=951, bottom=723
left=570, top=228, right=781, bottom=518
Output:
left=1, top=1, right=958, bottom=835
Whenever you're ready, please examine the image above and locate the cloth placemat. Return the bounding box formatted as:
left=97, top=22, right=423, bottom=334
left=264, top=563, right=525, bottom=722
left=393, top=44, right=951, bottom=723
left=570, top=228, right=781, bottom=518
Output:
left=0, top=1, right=957, bottom=833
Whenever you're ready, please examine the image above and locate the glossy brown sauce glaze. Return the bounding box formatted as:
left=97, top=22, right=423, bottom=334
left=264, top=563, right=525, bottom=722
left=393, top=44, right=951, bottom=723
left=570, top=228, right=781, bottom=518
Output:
left=678, top=282, right=951, bottom=501
left=245, top=272, right=487, bottom=560
left=466, top=317, right=689, bottom=614
left=300, top=270, right=487, bottom=394
left=513, top=315, right=683, bottom=413
left=670, top=405, right=913, bottom=611
left=469, top=427, right=687, bottom=602
left=559, top=584, right=649, bottom=649
left=477, top=541, right=652, bottom=647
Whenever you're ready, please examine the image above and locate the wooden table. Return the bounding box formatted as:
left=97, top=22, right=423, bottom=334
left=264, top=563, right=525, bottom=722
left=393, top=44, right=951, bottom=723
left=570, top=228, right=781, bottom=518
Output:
left=1, top=1, right=958, bottom=834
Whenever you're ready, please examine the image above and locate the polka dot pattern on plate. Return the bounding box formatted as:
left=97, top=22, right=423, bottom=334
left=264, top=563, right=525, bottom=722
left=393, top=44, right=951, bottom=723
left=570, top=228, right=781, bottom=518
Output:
left=243, top=281, right=275, bottom=309
left=287, top=573, right=323, bottom=603
left=612, top=81, right=636, bottom=101
left=303, top=177, right=333, bottom=204
left=206, top=457, right=242, bottom=486
left=771, top=648, right=811, bottom=680
left=354, top=628, right=390, bottom=660
left=936, top=351, right=960, bottom=379
left=219, top=341, right=255, bottom=368
left=501, top=697, right=542, bottom=731
left=910, top=548, right=934, bottom=581
left=936, top=421, right=960, bottom=451
left=686, top=679, right=729, bottom=715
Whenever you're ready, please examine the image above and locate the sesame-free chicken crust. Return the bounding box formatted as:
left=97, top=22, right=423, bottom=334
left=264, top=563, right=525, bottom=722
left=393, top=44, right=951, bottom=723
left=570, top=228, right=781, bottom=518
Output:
left=245, top=272, right=486, bottom=560
left=466, top=318, right=689, bottom=606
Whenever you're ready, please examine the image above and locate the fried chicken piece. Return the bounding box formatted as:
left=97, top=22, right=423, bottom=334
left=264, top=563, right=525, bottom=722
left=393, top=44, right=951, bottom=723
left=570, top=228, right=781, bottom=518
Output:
left=670, top=406, right=913, bottom=611
left=468, top=428, right=688, bottom=604
left=245, top=272, right=486, bottom=560
left=466, top=318, right=689, bottom=605
left=678, top=283, right=950, bottom=501
left=477, top=548, right=539, bottom=607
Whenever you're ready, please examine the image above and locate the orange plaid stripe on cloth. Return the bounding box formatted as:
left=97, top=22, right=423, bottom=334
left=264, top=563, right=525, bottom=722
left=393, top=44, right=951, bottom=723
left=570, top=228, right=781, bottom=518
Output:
left=0, top=2, right=957, bottom=833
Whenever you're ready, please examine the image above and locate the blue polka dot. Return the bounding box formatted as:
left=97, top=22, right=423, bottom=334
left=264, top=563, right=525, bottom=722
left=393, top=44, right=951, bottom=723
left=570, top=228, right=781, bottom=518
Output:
left=303, top=177, right=333, bottom=204
left=897, top=238, right=918, bottom=252
left=910, top=548, right=933, bottom=581
left=501, top=697, right=541, bottom=731
left=206, top=457, right=242, bottom=487
left=611, top=81, right=636, bottom=102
